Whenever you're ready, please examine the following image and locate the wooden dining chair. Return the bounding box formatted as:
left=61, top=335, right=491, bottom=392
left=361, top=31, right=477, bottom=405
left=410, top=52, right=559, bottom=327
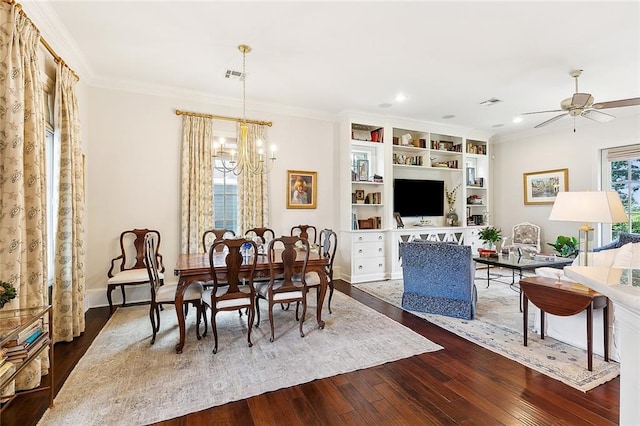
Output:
left=144, top=233, right=205, bottom=345
left=243, top=227, right=275, bottom=244
left=202, top=228, right=236, bottom=253
left=297, top=228, right=337, bottom=318
left=203, top=239, right=258, bottom=354
left=290, top=224, right=317, bottom=244
left=255, top=236, right=310, bottom=342
left=107, top=229, right=165, bottom=316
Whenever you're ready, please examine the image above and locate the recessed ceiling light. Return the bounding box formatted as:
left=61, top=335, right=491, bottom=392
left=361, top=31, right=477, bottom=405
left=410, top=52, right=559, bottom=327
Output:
left=442, top=114, right=455, bottom=119
left=492, top=124, right=504, bottom=128
left=512, top=116, right=523, bottom=123
left=378, top=103, right=392, bottom=108
left=395, top=94, right=406, bottom=102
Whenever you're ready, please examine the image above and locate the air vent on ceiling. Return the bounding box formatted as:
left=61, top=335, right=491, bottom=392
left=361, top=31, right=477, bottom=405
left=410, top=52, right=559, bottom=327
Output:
left=479, top=97, right=502, bottom=106
left=225, top=69, right=245, bottom=80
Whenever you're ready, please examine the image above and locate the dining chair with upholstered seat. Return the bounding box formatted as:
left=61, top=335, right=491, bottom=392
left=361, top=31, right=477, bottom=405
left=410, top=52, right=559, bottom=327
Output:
left=290, top=224, right=317, bottom=244
left=202, top=228, right=236, bottom=253
left=244, top=227, right=275, bottom=245
left=297, top=228, right=337, bottom=318
left=144, top=233, right=205, bottom=345
left=255, top=235, right=310, bottom=342
left=202, top=238, right=258, bottom=354
left=107, top=228, right=164, bottom=316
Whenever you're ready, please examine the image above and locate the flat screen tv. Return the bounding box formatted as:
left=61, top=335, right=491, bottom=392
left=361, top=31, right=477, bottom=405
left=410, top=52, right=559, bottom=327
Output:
left=393, top=178, right=445, bottom=217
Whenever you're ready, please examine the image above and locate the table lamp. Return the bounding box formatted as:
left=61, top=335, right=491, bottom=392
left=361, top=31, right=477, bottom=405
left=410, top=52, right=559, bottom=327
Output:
left=548, top=191, right=628, bottom=266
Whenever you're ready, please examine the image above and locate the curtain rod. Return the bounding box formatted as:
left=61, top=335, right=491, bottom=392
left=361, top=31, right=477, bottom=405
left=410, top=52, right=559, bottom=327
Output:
left=5, top=1, right=80, bottom=81
left=175, top=109, right=273, bottom=127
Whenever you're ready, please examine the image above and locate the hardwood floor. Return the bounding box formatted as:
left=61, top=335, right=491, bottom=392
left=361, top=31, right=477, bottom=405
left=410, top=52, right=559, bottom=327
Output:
left=2, top=280, right=619, bottom=425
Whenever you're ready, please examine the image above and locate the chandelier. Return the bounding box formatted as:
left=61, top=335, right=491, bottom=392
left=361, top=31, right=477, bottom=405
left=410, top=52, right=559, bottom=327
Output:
left=213, top=44, right=276, bottom=175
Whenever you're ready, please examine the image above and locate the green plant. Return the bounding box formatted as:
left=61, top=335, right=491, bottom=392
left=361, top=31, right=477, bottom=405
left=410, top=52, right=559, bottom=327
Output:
left=478, top=226, right=502, bottom=245
left=0, top=281, right=17, bottom=308
left=547, top=235, right=579, bottom=257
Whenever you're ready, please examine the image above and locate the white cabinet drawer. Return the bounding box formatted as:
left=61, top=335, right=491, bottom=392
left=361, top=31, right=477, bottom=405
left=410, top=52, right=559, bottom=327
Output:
left=353, top=232, right=385, bottom=243
left=353, top=241, right=385, bottom=258
left=353, top=257, right=385, bottom=274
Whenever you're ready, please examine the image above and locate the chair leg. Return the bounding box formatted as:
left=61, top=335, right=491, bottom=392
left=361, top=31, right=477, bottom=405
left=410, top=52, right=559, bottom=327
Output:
left=120, top=284, right=127, bottom=307
left=247, top=304, right=254, bottom=348
left=212, top=310, right=219, bottom=354
left=201, top=304, right=208, bottom=337
left=255, top=297, right=261, bottom=327
left=107, top=284, right=115, bottom=316
left=149, top=303, right=159, bottom=345
left=299, top=299, right=307, bottom=338
left=268, top=302, right=275, bottom=342
left=328, top=282, right=334, bottom=315
left=195, top=302, right=202, bottom=341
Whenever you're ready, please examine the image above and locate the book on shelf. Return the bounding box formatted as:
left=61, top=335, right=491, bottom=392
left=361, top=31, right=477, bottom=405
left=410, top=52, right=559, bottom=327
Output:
left=6, top=331, right=48, bottom=363
left=3, top=319, right=44, bottom=348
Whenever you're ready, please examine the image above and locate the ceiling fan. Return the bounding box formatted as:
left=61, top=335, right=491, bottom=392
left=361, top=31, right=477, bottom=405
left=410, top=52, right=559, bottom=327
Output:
left=521, top=69, right=640, bottom=130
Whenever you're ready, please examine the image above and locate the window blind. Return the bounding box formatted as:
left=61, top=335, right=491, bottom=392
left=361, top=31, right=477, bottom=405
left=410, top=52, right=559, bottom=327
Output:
left=605, top=144, right=640, bottom=162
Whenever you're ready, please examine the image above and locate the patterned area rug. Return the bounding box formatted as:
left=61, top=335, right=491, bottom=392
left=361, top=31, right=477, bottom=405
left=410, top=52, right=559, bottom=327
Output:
left=353, top=269, right=620, bottom=392
left=38, top=291, right=442, bottom=425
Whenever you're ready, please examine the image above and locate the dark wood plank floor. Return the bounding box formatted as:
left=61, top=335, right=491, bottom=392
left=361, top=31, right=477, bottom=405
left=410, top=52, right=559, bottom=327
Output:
left=2, top=280, right=619, bottom=425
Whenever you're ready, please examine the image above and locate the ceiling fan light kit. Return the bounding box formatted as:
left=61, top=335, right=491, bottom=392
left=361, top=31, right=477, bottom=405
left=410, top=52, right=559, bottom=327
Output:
left=521, top=69, right=640, bottom=130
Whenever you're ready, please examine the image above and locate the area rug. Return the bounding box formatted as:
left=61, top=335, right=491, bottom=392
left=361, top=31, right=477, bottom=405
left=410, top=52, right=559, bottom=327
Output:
left=37, top=291, right=442, bottom=426
left=353, top=271, right=620, bottom=393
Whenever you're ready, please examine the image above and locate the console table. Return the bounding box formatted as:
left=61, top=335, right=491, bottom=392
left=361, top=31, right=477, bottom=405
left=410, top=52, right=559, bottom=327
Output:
left=565, top=266, right=640, bottom=425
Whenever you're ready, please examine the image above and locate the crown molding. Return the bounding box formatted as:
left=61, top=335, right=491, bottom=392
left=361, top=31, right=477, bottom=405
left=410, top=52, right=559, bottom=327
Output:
left=20, top=1, right=95, bottom=81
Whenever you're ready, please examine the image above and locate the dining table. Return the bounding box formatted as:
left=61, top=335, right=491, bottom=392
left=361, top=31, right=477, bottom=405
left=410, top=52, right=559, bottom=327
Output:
left=173, top=248, right=329, bottom=354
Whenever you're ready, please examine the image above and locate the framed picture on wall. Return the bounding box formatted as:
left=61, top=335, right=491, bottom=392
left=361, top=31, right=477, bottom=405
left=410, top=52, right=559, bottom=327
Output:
left=523, top=168, right=569, bottom=205
left=287, top=170, right=317, bottom=209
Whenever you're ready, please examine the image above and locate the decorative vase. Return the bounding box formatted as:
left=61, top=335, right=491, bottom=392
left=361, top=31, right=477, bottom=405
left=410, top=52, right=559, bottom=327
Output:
left=446, top=209, right=458, bottom=226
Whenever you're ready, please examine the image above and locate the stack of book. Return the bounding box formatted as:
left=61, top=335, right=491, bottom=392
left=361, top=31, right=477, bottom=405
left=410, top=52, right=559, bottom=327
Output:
left=2, top=318, right=48, bottom=367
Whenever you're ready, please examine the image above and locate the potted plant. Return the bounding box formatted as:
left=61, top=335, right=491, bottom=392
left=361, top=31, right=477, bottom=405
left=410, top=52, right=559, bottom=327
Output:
left=547, top=235, right=579, bottom=257
left=478, top=226, right=502, bottom=251
left=0, top=280, right=17, bottom=308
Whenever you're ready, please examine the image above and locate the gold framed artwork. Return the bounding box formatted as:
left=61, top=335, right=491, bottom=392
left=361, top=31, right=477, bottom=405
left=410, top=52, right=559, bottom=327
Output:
left=287, top=170, right=317, bottom=209
left=523, top=168, right=569, bottom=205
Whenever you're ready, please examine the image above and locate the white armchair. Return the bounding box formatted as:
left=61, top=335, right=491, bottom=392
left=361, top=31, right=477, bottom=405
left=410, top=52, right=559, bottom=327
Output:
left=502, top=222, right=541, bottom=255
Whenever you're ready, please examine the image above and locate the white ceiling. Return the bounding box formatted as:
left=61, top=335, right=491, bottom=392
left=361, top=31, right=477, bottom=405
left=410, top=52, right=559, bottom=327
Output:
left=31, top=1, right=640, bottom=137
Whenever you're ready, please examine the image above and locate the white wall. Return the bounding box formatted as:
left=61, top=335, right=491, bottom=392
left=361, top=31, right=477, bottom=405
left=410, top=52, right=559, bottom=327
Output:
left=85, top=87, right=337, bottom=307
left=492, top=114, right=640, bottom=250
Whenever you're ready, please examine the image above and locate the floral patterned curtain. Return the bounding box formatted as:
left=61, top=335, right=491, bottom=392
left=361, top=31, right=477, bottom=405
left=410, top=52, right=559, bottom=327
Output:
left=237, top=123, right=269, bottom=233
left=52, top=62, right=85, bottom=343
left=0, top=3, right=48, bottom=391
left=180, top=116, right=213, bottom=253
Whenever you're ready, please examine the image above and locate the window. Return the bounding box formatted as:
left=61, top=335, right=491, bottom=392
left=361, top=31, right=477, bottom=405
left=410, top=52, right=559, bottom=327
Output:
left=44, top=85, right=59, bottom=297
left=212, top=134, right=238, bottom=232
left=602, top=145, right=640, bottom=242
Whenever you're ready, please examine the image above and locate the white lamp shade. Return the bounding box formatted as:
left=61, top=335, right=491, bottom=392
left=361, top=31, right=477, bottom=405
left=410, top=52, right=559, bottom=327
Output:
left=548, top=191, right=628, bottom=223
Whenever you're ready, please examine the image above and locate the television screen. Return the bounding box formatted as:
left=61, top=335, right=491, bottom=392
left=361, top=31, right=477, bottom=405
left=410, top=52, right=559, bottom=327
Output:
left=393, top=179, right=445, bottom=217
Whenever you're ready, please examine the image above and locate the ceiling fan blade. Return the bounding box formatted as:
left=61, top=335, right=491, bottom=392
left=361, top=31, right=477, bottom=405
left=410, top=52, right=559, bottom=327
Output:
left=581, top=109, right=615, bottom=123
left=571, top=93, right=593, bottom=108
left=534, top=113, right=568, bottom=128
left=520, top=109, right=564, bottom=116
left=592, top=97, right=640, bottom=109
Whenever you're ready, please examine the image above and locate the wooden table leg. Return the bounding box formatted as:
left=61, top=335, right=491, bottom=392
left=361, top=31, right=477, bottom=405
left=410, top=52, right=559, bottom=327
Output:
left=316, top=272, right=327, bottom=329
left=541, top=310, right=545, bottom=339
left=174, top=278, right=188, bottom=354
left=587, top=304, right=593, bottom=371
left=603, top=302, right=609, bottom=362
left=523, top=293, right=528, bottom=346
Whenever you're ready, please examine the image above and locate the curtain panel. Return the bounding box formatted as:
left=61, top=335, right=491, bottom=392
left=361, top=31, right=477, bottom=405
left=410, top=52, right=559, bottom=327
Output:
left=180, top=116, right=214, bottom=253
left=237, top=123, right=269, bottom=233
left=0, top=3, right=49, bottom=391
left=52, top=62, right=86, bottom=343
